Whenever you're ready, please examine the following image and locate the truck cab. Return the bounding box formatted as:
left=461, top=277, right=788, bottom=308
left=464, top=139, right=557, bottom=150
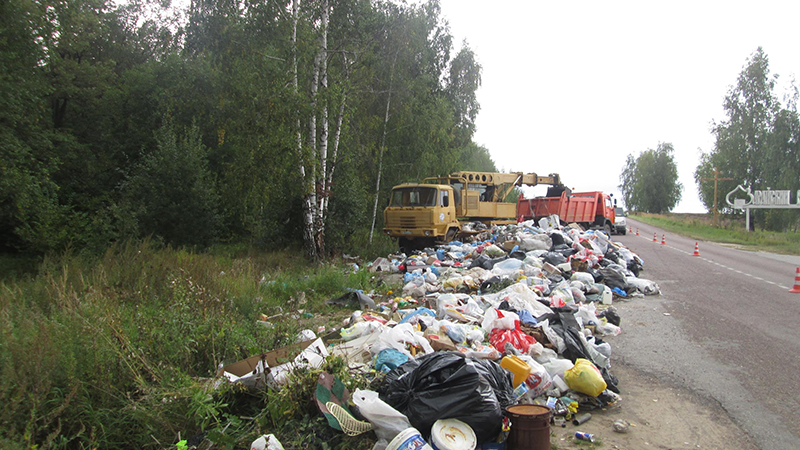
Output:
left=572, top=191, right=616, bottom=233
left=383, top=183, right=460, bottom=251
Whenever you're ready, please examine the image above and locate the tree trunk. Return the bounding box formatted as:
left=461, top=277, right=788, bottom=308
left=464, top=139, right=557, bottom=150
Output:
left=314, top=0, right=330, bottom=257
left=292, top=0, right=317, bottom=260
left=369, top=56, right=396, bottom=243
left=322, top=53, right=349, bottom=225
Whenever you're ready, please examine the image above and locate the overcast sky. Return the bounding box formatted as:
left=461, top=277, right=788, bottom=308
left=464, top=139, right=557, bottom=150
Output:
left=437, top=0, right=800, bottom=212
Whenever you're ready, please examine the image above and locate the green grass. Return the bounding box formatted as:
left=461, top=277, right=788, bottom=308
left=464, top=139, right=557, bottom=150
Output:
left=632, top=213, right=800, bottom=255
left=0, top=253, right=41, bottom=282
left=0, top=240, right=391, bottom=449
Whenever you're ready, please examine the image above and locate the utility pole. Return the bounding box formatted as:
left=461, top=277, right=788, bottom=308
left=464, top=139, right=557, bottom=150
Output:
left=701, top=167, right=733, bottom=227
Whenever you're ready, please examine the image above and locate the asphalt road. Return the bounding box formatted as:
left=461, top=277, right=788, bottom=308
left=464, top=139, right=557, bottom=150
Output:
left=610, top=218, right=800, bottom=450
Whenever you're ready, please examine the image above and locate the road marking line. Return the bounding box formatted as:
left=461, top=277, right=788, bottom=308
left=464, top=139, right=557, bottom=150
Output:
left=639, top=231, right=790, bottom=293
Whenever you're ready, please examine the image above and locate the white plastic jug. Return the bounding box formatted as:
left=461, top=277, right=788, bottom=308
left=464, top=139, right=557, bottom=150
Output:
left=601, top=287, right=612, bottom=305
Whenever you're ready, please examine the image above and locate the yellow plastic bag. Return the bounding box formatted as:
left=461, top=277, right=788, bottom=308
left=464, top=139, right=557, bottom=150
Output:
left=564, top=358, right=607, bottom=397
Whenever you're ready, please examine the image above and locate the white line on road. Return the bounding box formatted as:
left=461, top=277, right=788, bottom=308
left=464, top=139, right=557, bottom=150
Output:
left=630, top=230, right=790, bottom=293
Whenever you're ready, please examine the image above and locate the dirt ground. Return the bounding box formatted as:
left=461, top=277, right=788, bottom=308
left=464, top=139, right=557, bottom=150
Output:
left=548, top=361, right=758, bottom=450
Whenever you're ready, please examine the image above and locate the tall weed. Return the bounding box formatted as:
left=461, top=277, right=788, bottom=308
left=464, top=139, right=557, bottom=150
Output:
left=0, top=241, right=380, bottom=449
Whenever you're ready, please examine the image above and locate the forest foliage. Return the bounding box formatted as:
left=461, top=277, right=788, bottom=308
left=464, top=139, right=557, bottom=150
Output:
left=0, top=0, right=497, bottom=257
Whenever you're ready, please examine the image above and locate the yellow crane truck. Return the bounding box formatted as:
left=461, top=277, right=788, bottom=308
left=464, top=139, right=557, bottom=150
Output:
left=383, top=171, right=564, bottom=251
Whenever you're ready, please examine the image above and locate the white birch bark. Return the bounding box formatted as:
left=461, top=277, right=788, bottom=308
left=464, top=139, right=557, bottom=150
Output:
left=293, top=0, right=317, bottom=259
left=315, top=0, right=330, bottom=254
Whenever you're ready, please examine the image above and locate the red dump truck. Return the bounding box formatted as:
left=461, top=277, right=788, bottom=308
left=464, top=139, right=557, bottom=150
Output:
left=517, top=189, right=618, bottom=235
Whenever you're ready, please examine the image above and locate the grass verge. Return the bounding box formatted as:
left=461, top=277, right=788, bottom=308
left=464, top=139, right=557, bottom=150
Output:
left=631, top=213, right=800, bottom=255
left=0, top=240, right=392, bottom=449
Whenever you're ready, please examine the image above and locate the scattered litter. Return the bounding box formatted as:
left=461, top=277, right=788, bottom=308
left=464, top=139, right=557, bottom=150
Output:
left=218, top=220, right=661, bottom=447
left=430, top=419, right=476, bottom=450
left=612, top=419, right=631, bottom=433
left=250, top=434, right=284, bottom=450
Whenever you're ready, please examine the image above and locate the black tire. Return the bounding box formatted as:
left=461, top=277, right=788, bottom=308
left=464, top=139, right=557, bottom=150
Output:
left=603, top=223, right=612, bottom=236
left=621, top=228, right=627, bottom=235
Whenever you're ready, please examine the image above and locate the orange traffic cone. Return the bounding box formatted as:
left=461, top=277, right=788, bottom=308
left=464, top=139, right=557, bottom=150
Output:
left=653, top=232, right=657, bottom=242
left=692, top=242, right=700, bottom=257
left=661, top=234, right=666, bottom=245
left=636, top=228, right=639, bottom=236
left=790, top=267, right=800, bottom=293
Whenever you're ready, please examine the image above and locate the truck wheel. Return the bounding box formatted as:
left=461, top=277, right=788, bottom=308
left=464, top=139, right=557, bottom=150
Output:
left=603, top=223, right=612, bottom=236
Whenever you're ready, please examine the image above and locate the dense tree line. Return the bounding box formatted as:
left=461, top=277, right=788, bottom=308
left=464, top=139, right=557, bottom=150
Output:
left=695, top=48, right=800, bottom=231
left=0, top=0, right=496, bottom=257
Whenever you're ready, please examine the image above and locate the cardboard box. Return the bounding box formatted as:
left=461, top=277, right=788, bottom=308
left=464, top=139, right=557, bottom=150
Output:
left=219, top=338, right=329, bottom=389
left=267, top=338, right=328, bottom=386
left=424, top=330, right=457, bottom=351
left=501, top=240, right=519, bottom=252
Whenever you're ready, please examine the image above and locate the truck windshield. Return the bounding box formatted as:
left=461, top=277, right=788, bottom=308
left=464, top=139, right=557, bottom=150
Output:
left=390, top=187, right=438, bottom=207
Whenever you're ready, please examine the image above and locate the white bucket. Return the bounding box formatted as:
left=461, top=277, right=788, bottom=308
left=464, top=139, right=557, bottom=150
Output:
left=387, top=427, right=433, bottom=450
left=430, top=419, right=477, bottom=450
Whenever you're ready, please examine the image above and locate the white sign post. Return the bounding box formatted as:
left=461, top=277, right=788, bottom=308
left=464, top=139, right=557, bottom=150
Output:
left=725, top=185, right=800, bottom=230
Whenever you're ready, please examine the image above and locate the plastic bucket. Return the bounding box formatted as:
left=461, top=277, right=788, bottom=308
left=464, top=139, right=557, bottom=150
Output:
left=505, top=405, right=552, bottom=450
left=387, top=428, right=433, bottom=450
left=430, top=419, right=476, bottom=450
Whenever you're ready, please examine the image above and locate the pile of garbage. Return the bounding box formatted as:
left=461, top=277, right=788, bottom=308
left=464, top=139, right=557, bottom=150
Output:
left=242, top=220, right=661, bottom=450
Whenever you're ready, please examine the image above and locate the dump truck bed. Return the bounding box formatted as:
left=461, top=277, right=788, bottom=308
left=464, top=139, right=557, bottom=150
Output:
left=517, top=192, right=601, bottom=223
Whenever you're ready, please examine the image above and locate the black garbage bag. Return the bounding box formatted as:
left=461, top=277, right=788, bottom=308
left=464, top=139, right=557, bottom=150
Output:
left=378, top=352, right=506, bottom=443
left=601, top=367, right=620, bottom=394
left=627, top=259, right=642, bottom=277
left=542, top=251, right=567, bottom=266
left=598, top=265, right=627, bottom=290
left=481, top=276, right=514, bottom=294
left=325, top=291, right=376, bottom=310
left=556, top=247, right=577, bottom=259
left=469, top=254, right=491, bottom=270
left=480, top=275, right=502, bottom=292
left=545, top=273, right=564, bottom=285
left=597, top=307, right=621, bottom=326
left=509, top=250, right=527, bottom=260
left=604, top=248, right=621, bottom=265
left=470, top=254, right=509, bottom=270
left=488, top=255, right=509, bottom=269
left=472, top=358, right=515, bottom=409
left=549, top=231, right=566, bottom=248
left=553, top=324, right=590, bottom=363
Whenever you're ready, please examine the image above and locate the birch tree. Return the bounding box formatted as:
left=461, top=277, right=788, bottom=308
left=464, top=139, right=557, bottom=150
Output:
left=292, top=0, right=352, bottom=259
